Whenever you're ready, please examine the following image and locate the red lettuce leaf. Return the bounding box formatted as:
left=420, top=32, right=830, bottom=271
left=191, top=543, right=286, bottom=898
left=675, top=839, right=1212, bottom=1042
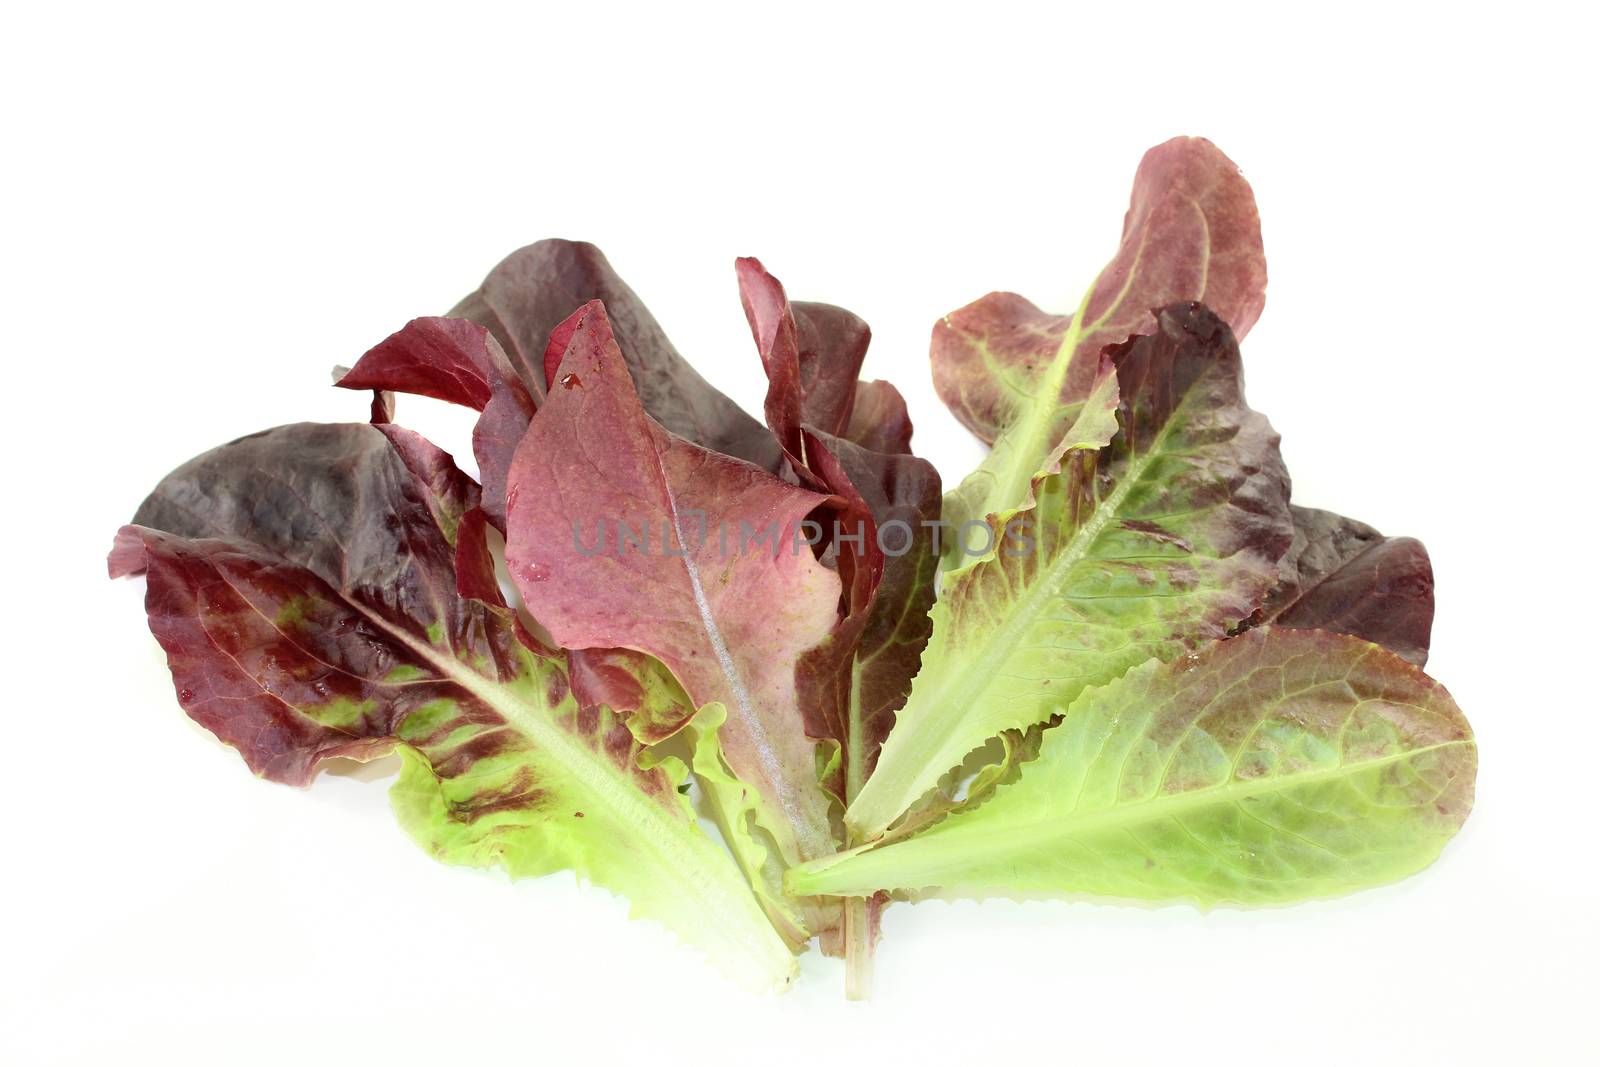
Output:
left=1240, top=505, right=1435, bottom=666
left=338, top=240, right=787, bottom=526
left=337, top=316, right=536, bottom=528
left=454, top=239, right=782, bottom=471
left=842, top=379, right=915, bottom=454
left=736, top=256, right=871, bottom=465
left=735, top=259, right=942, bottom=803
left=737, top=260, right=942, bottom=997
left=109, top=421, right=797, bottom=987
left=932, top=136, right=1267, bottom=447
left=567, top=645, right=701, bottom=745
left=503, top=301, right=841, bottom=873
left=790, top=430, right=944, bottom=802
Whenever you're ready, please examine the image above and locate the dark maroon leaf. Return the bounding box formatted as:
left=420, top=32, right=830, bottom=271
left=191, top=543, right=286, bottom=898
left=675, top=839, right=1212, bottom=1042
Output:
left=112, top=422, right=525, bottom=782
left=1243, top=505, right=1435, bottom=666
left=843, top=379, right=915, bottom=454
left=796, top=430, right=941, bottom=801
left=736, top=256, right=871, bottom=465
left=338, top=317, right=536, bottom=528
left=127, top=421, right=479, bottom=605
left=455, top=239, right=781, bottom=471
left=109, top=421, right=797, bottom=987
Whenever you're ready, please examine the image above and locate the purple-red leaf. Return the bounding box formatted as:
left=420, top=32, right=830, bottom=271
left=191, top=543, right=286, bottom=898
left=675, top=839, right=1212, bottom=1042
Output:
left=735, top=258, right=942, bottom=803
left=456, top=239, right=782, bottom=471
left=736, top=256, right=871, bottom=470
left=1242, top=505, right=1435, bottom=666
left=338, top=241, right=789, bottom=528
left=110, top=421, right=798, bottom=988
left=111, top=524, right=415, bottom=783
left=504, top=301, right=841, bottom=870
left=735, top=258, right=943, bottom=995
left=842, top=379, right=915, bottom=454
left=796, top=430, right=941, bottom=801
left=567, top=646, right=700, bottom=746
left=933, top=136, right=1267, bottom=447
left=108, top=422, right=561, bottom=786
left=338, top=317, right=536, bottom=528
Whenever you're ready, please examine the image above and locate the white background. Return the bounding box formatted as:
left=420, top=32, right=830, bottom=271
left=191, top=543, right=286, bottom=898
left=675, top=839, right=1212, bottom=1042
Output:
left=5, top=2, right=1596, bottom=1063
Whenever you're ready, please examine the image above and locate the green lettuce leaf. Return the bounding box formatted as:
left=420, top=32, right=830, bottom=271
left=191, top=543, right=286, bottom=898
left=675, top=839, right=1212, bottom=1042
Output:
left=792, top=628, right=1476, bottom=903
left=572, top=645, right=816, bottom=950
left=847, top=303, right=1292, bottom=838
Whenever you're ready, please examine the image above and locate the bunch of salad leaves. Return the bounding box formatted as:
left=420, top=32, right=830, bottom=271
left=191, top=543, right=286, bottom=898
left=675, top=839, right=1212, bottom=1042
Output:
left=110, top=137, right=1474, bottom=997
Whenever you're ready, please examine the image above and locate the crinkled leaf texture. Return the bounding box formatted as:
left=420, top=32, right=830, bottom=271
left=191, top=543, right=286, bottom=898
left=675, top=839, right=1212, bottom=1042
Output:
left=937, top=136, right=1267, bottom=541
left=504, top=302, right=841, bottom=907
left=566, top=645, right=701, bottom=745
left=1245, top=505, right=1435, bottom=666
left=568, top=643, right=814, bottom=948
left=848, top=303, right=1293, bottom=838
left=110, top=422, right=796, bottom=991
left=792, top=628, right=1476, bottom=904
